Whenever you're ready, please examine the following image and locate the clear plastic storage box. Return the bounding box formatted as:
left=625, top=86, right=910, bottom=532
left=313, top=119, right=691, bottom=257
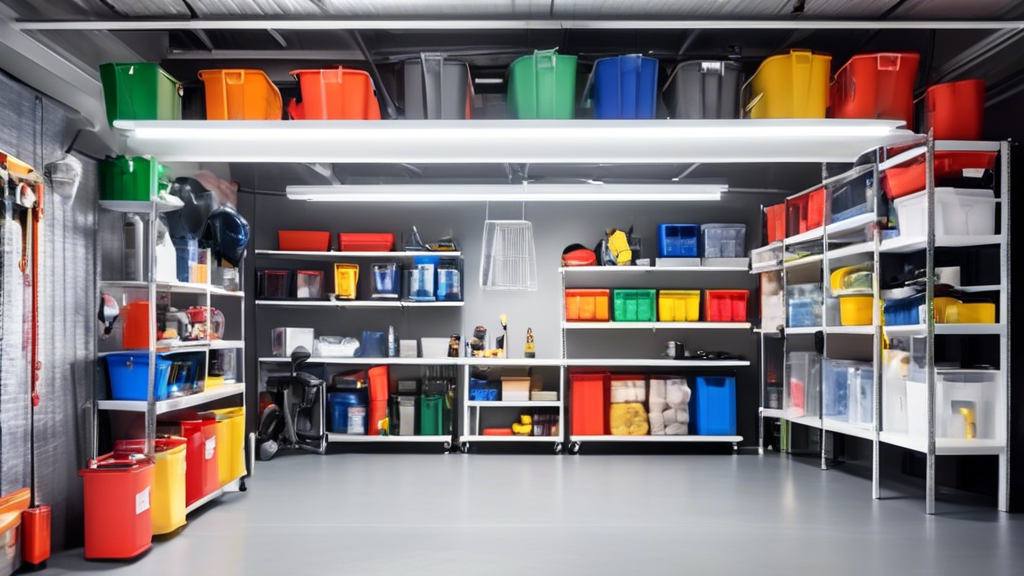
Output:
left=823, top=359, right=873, bottom=426
left=700, top=224, right=746, bottom=258
left=787, top=283, right=823, bottom=328
left=785, top=351, right=821, bottom=419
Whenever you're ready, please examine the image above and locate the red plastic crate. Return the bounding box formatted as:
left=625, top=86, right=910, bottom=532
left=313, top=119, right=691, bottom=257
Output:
left=338, top=233, right=394, bottom=252
left=704, top=289, right=749, bottom=322
left=79, top=453, right=154, bottom=560
left=765, top=203, right=785, bottom=244
left=830, top=52, right=919, bottom=127
left=785, top=188, right=824, bottom=237
left=179, top=419, right=219, bottom=506
left=882, top=150, right=997, bottom=200
left=923, top=79, right=984, bottom=141
left=279, top=230, right=330, bottom=252
left=571, top=372, right=610, bottom=435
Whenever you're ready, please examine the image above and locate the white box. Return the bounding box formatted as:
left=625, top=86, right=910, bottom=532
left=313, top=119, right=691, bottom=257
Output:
left=421, top=337, right=450, bottom=358
left=882, top=350, right=910, bottom=434
left=272, top=327, right=314, bottom=357
left=907, top=370, right=999, bottom=440
left=894, top=188, right=996, bottom=237
left=399, top=340, right=418, bottom=358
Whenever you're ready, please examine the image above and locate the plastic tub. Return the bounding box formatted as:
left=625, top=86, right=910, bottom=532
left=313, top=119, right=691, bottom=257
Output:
left=882, top=349, right=910, bottom=434
left=80, top=453, right=155, bottom=559
left=333, top=263, right=359, bottom=300
left=692, top=376, right=737, bottom=435
left=403, top=54, right=472, bottom=119
left=329, top=392, right=367, bottom=434
left=786, top=187, right=825, bottom=237
left=179, top=419, right=219, bottom=506
left=823, top=360, right=873, bottom=426
left=257, top=270, right=292, bottom=299
left=589, top=54, right=658, bottom=119
left=658, top=290, right=700, bottom=322
left=338, top=233, right=394, bottom=252
left=296, top=270, right=324, bottom=300
left=658, top=224, right=700, bottom=257
left=883, top=293, right=962, bottom=326
left=209, top=408, right=246, bottom=486
left=113, top=437, right=187, bottom=535
left=612, top=289, right=657, bottom=322
left=787, top=283, right=823, bottom=328
left=100, top=156, right=166, bottom=201
left=893, top=188, right=996, bottom=237
left=883, top=151, right=997, bottom=200
left=571, top=372, right=609, bottom=435
left=701, top=224, right=746, bottom=258
left=419, top=395, right=444, bottom=436
left=565, top=289, right=610, bottom=322
left=745, top=50, right=832, bottom=119
left=507, top=49, right=578, bottom=119
left=785, top=351, right=821, bottom=419
left=944, top=302, right=996, bottom=324
left=288, top=67, right=381, bottom=120
left=907, top=370, right=998, bottom=440
left=106, top=353, right=172, bottom=401
left=198, top=69, right=282, bottom=120
left=278, top=230, right=330, bottom=252
left=765, top=203, right=786, bottom=244
left=100, top=63, right=182, bottom=125
left=664, top=60, right=742, bottom=119
left=704, top=290, right=748, bottom=322
left=923, top=79, right=985, bottom=140
left=830, top=52, right=919, bottom=127
left=839, top=295, right=874, bottom=326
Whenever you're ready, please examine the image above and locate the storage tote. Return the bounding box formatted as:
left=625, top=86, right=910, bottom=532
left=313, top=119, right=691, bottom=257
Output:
left=403, top=54, right=472, bottom=119
left=786, top=187, right=824, bottom=237
left=745, top=50, right=831, bottom=119
left=692, top=376, right=737, bottom=435
left=288, top=67, right=381, bottom=120
left=658, top=290, right=700, bottom=322
left=658, top=224, right=699, bottom=257
left=106, top=353, right=172, bottom=401
left=907, top=370, right=998, bottom=440
left=79, top=454, right=155, bottom=559
left=279, top=230, right=330, bottom=252
left=701, top=224, right=746, bottom=258
left=100, top=156, right=167, bottom=202
left=823, top=360, right=873, bottom=426
left=830, top=52, right=919, bottom=127
left=787, top=283, right=823, bottom=328
left=587, top=54, right=658, bottom=119
left=785, top=351, right=821, bottom=419
left=565, top=289, right=609, bottom=322
left=210, top=408, right=246, bottom=486
left=704, top=290, right=748, bottom=322
left=112, top=437, right=187, bottom=535
left=338, top=233, right=394, bottom=252
left=198, top=69, right=282, bottom=120
left=664, top=60, right=742, bottom=119
left=100, top=63, right=182, bottom=125
left=179, top=419, right=219, bottom=506
left=257, top=270, right=292, bottom=299
left=893, top=188, right=996, bottom=237
left=612, top=289, right=656, bottom=322
left=507, top=49, right=578, bottom=119
left=765, top=203, right=786, bottom=244
left=571, top=372, right=609, bottom=435
left=923, top=79, right=985, bottom=140
left=882, top=151, right=997, bottom=200
left=333, top=263, right=359, bottom=300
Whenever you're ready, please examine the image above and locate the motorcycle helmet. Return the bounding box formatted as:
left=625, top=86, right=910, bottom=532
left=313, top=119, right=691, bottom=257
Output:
left=561, top=243, right=597, bottom=267
left=200, top=206, right=250, bottom=267
left=168, top=177, right=220, bottom=238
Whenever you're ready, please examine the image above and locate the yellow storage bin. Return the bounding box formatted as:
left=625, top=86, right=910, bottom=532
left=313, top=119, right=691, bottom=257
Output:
left=839, top=295, right=874, bottom=326
left=934, top=296, right=962, bottom=323
left=659, top=290, right=700, bottom=322
left=609, top=403, right=649, bottom=436
left=204, top=375, right=224, bottom=389
left=210, top=408, right=246, bottom=486
left=944, top=302, right=995, bottom=324
left=745, top=50, right=831, bottom=119
left=333, top=263, right=359, bottom=300
left=114, top=436, right=186, bottom=535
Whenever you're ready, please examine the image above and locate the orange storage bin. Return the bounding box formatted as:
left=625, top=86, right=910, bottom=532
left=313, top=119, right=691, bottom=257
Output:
left=571, top=372, right=609, bottom=435
left=338, top=233, right=394, bottom=252
left=923, top=79, right=985, bottom=141
left=279, top=230, right=330, bottom=252
left=830, top=52, right=919, bottom=127
left=882, top=151, right=998, bottom=200
left=704, top=290, right=749, bottom=322
left=765, top=203, right=785, bottom=244
left=565, top=289, right=610, bottom=322
left=288, top=67, right=382, bottom=120
left=79, top=453, right=154, bottom=560
left=786, top=187, right=824, bottom=237
left=198, top=69, right=282, bottom=120
left=367, top=365, right=389, bottom=403
left=121, top=301, right=151, bottom=350
left=368, top=400, right=388, bottom=436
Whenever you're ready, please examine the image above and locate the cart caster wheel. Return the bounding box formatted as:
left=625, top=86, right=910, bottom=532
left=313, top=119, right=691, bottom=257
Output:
left=443, top=441, right=452, bottom=453
left=568, top=442, right=581, bottom=455
left=459, top=442, right=471, bottom=454
left=733, top=443, right=738, bottom=452
left=239, top=479, right=247, bottom=492
left=553, top=442, right=563, bottom=454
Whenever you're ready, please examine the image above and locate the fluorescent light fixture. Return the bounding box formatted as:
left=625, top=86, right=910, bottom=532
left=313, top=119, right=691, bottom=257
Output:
left=286, top=183, right=724, bottom=202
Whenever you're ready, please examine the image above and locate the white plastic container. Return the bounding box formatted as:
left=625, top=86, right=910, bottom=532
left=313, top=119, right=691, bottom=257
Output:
left=420, top=337, right=450, bottom=358
left=272, top=327, right=314, bottom=357
left=907, top=370, right=999, bottom=441
left=894, top=188, right=996, bottom=237
left=882, top=349, right=910, bottom=434
left=785, top=351, right=821, bottom=419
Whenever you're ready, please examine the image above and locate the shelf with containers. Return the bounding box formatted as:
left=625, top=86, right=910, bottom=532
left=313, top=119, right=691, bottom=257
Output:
left=460, top=361, right=565, bottom=453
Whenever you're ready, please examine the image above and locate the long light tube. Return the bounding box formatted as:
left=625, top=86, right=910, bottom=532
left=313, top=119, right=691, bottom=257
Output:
left=286, top=183, right=725, bottom=203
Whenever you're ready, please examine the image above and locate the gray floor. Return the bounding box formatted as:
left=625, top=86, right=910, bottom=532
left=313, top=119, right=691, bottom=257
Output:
left=44, top=452, right=1022, bottom=575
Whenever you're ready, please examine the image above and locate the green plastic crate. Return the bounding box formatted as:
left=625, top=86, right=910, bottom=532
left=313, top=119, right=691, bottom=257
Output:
left=613, top=289, right=657, bottom=322
left=100, top=63, right=182, bottom=125
left=100, top=156, right=167, bottom=201
left=507, top=49, right=578, bottom=119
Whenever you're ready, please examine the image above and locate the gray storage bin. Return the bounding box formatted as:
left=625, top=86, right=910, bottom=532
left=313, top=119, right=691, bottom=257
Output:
left=701, top=223, right=746, bottom=258
left=663, top=60, right=742, bottom=119
left=403, top=53, right=472, bottom=119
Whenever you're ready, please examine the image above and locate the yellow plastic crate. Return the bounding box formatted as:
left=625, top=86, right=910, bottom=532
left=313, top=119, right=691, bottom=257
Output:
left=746, top=50, right=831, bottom=119
left=151, top=439, right=186, bottom=535
left=839, top=295, right=873, bottom=326
left=658, top=290, right=700, bottom=322
left=333, top=263, right=359, bottom=300
left=944, top=302, right=995, bottom=324
left=210, top=408, right=246, bottom=486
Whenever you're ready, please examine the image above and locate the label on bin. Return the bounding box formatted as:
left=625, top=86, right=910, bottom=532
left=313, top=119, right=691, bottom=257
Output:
left=205, top=437, right=216, bottom=460
left=963, top=168, right=984, bottom=178
left=136, top=486, right=150, bottom=515
left=348, top=406, right=367, bottom=435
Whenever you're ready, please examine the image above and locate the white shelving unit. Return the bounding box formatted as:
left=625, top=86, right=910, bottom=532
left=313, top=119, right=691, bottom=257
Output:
left=255, top=299, right=464, bottom=308
left=256, top=249, right=461, bottom=259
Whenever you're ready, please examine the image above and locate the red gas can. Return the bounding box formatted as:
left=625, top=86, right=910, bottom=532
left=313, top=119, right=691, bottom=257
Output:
left=79, top=453, right=154, bottom=560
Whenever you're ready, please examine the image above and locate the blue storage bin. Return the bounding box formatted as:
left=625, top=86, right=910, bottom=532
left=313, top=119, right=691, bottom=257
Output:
left=329, top=392, right=367, bottom=434
left=590, top=54, right=658, bottom=119
left=658, top=224, right=700, bottom=258
left=106, top=353, right=172, bottom=401
left=691, top=376, right=737, bottom=435
left=883, top=293, right=925, bottom=326
left=359, top=331, right=387, bottom=358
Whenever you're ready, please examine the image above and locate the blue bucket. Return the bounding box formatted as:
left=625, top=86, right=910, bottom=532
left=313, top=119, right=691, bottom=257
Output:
left=329, top=392, right=367, bottom=434
left=591, top=55, right=659, bottom=119
left=106, top=352, right=172, bottom=401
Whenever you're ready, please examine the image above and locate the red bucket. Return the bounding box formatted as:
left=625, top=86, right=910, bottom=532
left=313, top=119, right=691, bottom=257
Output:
left=923, top=79, right=985, bottom=140
left=831, top=52, right=919, bottom=127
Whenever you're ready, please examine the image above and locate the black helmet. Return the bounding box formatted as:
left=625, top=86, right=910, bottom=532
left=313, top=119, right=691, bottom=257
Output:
left=168, top=177, right=220, bottom=238
left=200, top=206, right=250, bottom=267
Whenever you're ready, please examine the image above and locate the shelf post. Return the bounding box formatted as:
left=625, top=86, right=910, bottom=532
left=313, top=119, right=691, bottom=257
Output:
left=145, top=203, right=158, bottom=458
left=871, top=148, right=882, bottom=500
left=998, top=140, right=1011, bottom=512
left=925, top=131, right=936, bottom=515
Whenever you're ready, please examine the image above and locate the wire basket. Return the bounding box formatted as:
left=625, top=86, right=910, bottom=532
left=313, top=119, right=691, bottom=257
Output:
left=480, top=220, right=538, bottom=291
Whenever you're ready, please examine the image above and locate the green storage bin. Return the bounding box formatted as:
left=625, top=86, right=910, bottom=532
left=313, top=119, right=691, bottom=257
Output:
left=418, top=395, right=443, bottom=436
left=100, top=62, right=182, bottom=125
left=613, top=289, right=657, bottom=322
left=100, top=156, right=167, bottom=201
left=507, top=49, right=578, bottom=119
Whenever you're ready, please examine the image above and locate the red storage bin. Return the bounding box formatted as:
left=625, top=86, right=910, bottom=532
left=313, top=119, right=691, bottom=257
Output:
left=786, top=188, right=824, bottom=237
left=79, top=453, right=154, bottom=559
left=367, top=365, right=389, bottom=403
left=923, top=79, right=984, bottom=141
left=882, top=150, right=998, bottom=200
left=765, top=203, right=785, bottom=244
left=279, top=230, right=330, bottom=252
left=571, top=372, right=610, bottom=435
left=338, top=233, right=395, bottom=252
left=830, top=52, right=919, bottom=127
left=179, top=420, right=219, bottom=506
left=288, top=67, right=382, bottom=120
left=704, top=290, right=749, bottom=322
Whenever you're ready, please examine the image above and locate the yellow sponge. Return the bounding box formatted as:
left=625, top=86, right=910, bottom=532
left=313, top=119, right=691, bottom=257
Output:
left=609, top=403, right=649, bottom=436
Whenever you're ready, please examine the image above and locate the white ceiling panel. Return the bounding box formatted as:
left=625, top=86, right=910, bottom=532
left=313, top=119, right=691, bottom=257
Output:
left=190, top=1, right=322, bottom=17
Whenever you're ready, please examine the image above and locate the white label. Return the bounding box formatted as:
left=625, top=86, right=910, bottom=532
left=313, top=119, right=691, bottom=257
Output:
left=963, top=168, right=985, bottom=178
left=205, top=436, right=216, bottom=460
left=348, top=406, right=367, bottom=434
left=136, top=486, right=151, bottom=515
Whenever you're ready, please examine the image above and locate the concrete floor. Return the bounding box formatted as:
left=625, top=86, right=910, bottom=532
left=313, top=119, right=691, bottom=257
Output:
left=44, top=452, right=1021, bottom=575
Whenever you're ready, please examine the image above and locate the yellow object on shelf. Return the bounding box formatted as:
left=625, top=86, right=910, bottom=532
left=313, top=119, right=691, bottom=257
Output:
left=658, top=290, right=700, bottom=322
left=609, top=403, right=649, bottom=436
left=151, top=439, right=187, bottom=535
left=511, top=414, right=533, bottom=436
left=204, top=375, right=225, bottom=389
left=746, top=49, right=831, bottom=119
left=333, top=263, right=359, bottom=300
left=210, top=407, right=246, bottom=486
left=839, top=295, right=874, bottom=326
left=944, top=302, right=996, bottom=324
left=933, top=296, right=962, bottom=323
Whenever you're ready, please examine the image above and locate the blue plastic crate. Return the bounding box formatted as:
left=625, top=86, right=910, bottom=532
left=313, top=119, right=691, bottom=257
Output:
left=691, top=376, right=737, bottom=435
left=106, top=352, right=172, bottom=401
left=883, top=293, right=925, bottom=326
left=658, top=224, right=700, bottom=258
left=590, top=54, right=658, bottom=119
